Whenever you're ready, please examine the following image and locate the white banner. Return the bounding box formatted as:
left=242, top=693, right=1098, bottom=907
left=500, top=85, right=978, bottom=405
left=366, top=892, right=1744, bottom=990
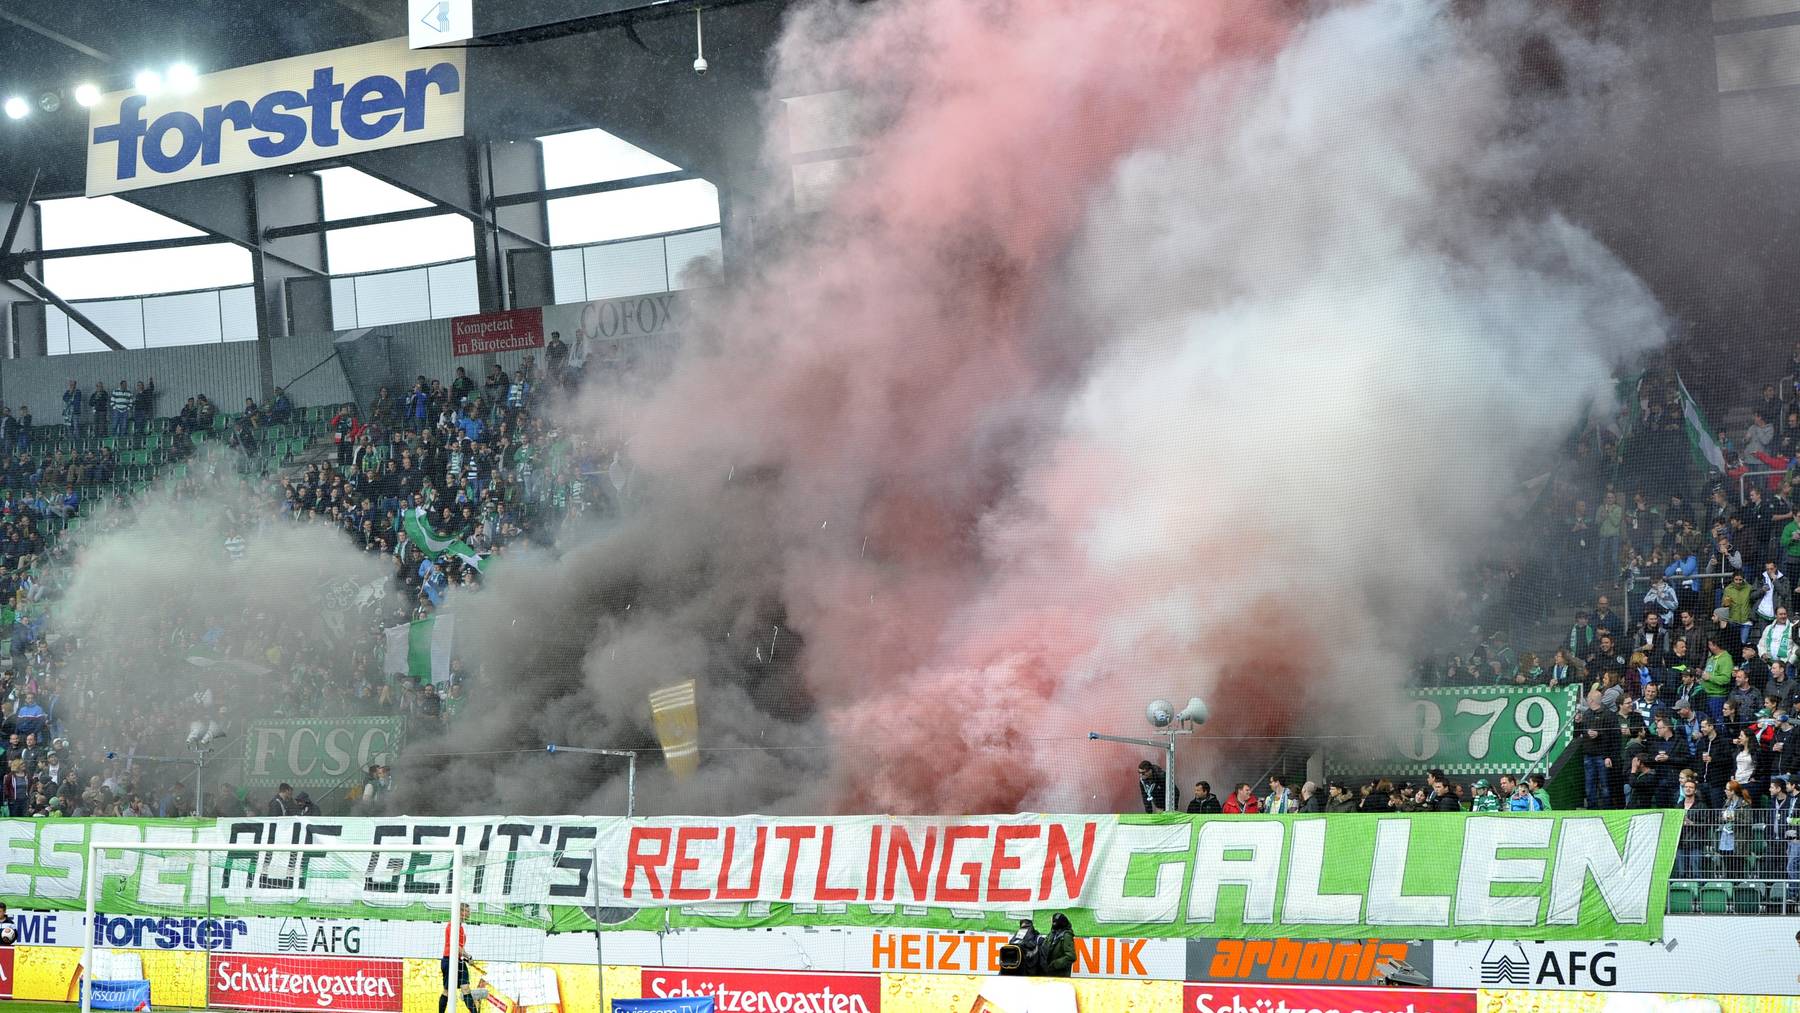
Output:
left=1431, top=916, right=1800, bottom=995
left=86, top=39, right=465, bottom=196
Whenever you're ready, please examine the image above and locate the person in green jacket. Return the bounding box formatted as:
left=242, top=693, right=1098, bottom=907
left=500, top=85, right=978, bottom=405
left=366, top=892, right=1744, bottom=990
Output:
left=1703, top=638, right=1734, bottom=724
left=1782, top=517, right=1800, bottom=572
left=1042, top=913, right=1076, bottom=977
left=1722, top=573, right=1755, bottom=644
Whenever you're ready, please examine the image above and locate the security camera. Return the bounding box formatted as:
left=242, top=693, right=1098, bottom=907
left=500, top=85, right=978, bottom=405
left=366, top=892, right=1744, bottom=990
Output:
left=1146, top=699, right=1174, bottom=728
left=693, top=8, right=708, bottom=75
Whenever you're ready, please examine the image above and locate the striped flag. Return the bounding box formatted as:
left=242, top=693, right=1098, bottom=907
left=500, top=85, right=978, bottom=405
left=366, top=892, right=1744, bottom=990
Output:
left=1676, top=373, right=1725, bottom=474
left=402, top=507, right=487, bottom=571
left=384, top=614, right=455, bottom=686
left=648, top=680, right=699, bottom=779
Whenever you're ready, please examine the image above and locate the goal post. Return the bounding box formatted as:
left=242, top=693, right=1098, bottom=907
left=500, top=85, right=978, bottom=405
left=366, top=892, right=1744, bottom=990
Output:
left=82, top=842, right=464, bottom=1013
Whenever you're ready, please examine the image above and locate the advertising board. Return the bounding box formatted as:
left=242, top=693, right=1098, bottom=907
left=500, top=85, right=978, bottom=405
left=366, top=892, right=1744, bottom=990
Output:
left=86, top=39, right=465, bottom=196
left=641, top=968, right=881, bottom=1013
left=1184, top=983, right=1475, bottom=1013
left=1186, top=938, right=1432, bottom=986
left=208, top=953, right=404, bottom=1012
left=450, top=308, right=545, bottom=358
left=1433, top=917, right=1800, bottom=995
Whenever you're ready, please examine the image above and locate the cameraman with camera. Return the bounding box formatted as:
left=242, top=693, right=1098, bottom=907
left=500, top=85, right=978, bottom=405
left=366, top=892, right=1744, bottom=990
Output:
left=998, top=919, right=1044, bottom=976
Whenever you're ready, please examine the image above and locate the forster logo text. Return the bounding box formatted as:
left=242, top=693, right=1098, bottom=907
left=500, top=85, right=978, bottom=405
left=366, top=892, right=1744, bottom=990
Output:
left=86, top=39, right=466, bottom=196
left=94, top=915, right=248, bottom=950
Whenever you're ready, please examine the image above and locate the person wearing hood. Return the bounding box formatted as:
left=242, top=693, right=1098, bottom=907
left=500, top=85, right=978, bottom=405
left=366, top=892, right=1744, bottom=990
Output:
left=1042, top=914, right=1076, bottom=978
left=1136, top=761, right=1172, bottom=813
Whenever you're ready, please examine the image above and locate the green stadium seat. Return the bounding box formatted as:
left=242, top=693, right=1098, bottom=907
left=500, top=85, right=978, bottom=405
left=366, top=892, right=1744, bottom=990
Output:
left=1732, top=881, right=1764, bottom=914
left=1666, top=881, right=1696, bottom=913
left=1698, top=881, right=1732, bottom=913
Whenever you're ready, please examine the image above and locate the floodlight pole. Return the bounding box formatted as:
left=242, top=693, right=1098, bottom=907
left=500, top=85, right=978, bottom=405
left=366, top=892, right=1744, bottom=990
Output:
left=544, top=745, right=636, bottom=816
left=1088, top=729, right=1192, bottom=812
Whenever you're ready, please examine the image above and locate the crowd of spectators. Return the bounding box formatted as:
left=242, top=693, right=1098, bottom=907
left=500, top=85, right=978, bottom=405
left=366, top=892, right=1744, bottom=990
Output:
left=0, top=353, right=615, bottom=821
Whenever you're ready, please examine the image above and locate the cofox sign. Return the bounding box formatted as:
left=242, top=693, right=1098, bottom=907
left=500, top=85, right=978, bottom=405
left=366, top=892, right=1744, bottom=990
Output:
left=87, top=38, right=465, bottom=196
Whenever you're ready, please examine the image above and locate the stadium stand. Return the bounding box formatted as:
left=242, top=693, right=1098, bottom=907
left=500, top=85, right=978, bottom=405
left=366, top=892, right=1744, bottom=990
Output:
left=0, top=352, right=615, bottom=821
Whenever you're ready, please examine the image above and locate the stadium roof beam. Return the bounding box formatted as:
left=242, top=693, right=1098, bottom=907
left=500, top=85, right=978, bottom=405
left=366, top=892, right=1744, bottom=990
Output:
left=347, top=137, right=551, bottom=313
left=119, top=171, right=331, bottom=394
left=12, top=271, right=125, bottom=351
left=0, top=5, right=112, bottom=62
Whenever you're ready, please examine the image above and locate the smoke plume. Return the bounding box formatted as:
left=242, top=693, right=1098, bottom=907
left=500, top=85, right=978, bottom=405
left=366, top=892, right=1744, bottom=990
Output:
left=409, top=0, right=1670, bottom=816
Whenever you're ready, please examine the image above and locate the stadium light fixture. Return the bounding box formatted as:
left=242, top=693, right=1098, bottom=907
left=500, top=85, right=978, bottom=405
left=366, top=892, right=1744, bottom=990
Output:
left=134, top=69, right=163, bottom=96
left=167, top=62, right=199, bottom=93
left=2, top=97, right=27, bottom=120
left=73, top=83, right=101, bottom=107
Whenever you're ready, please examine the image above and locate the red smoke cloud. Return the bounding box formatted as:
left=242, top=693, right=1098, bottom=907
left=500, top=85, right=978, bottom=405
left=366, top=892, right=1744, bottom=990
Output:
left=620, top=1, right=1296, bottom=813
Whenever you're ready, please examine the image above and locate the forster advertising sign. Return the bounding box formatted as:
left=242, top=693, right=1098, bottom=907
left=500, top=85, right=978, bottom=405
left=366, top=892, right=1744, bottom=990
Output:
left=86, top=38, right=465, bottom=196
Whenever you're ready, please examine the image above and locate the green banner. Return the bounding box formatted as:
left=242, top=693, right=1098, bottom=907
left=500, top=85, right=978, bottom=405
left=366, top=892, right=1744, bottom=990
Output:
left=1330, top=685, right=1582, bottom=777
left=0, top=811, right=1680, bottom=941
left=239, top=717, right=403, bottom=788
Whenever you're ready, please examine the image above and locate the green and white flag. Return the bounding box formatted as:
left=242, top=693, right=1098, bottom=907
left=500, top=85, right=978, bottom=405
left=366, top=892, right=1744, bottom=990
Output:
left=401, top=506, right=487, bottom=571
left=384, top=614, right=455, bottom=686
left=1676, top=372, right=1725, bottom=473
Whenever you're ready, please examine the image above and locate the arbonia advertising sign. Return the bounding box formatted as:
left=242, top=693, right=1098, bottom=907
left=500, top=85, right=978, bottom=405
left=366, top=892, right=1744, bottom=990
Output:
left=86, top=38, right=465, bottom=196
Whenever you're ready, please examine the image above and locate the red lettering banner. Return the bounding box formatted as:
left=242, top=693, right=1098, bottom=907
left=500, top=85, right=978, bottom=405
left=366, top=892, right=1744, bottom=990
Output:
left=450, top=307, right=544, bottom=357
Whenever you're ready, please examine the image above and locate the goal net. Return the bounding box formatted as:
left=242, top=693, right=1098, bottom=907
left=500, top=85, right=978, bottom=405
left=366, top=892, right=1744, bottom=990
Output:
left=81, top=843, right=596, bottom=1013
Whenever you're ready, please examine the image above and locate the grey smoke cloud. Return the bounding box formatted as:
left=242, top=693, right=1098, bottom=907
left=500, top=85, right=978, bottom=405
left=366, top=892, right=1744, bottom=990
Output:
left=388, top=0, right=1674, bottom=815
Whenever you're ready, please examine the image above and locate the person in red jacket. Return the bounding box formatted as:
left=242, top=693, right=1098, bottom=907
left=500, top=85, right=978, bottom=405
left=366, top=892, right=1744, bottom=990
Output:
left=1222, top=782, right=1263, bottom=814
left=440, top=903, right=477, bottom=1013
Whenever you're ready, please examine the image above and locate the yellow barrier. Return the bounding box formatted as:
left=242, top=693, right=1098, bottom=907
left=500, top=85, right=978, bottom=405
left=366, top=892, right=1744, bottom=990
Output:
left=1480, top=991, right=1800, bottom=1013
left=12, top=946, right=206, bottom=1007
left=879, top=972, right=1180, bottom=1013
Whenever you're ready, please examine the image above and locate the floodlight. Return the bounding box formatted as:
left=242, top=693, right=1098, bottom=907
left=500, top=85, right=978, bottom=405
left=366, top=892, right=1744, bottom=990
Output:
left=73, top=83, right=101, bottom=107
left=2, top=97, right=27, bottom=120
left=167, top=63, right=198, bottom=92
left=134, top=70, right=163, bottom=96
left=1146, top=699, right=1174, bottom=728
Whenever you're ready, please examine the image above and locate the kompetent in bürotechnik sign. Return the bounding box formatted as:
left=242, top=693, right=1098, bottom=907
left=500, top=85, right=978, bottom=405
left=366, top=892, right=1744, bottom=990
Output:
left=86, top=38, right=465, bottom=196
left=0, top=811, right=1679, bottom=942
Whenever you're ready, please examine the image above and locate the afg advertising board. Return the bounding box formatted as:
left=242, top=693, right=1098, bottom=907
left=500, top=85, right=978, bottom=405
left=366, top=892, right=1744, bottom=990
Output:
left=1434, top=916, right=1800, bottom=996
left=1477, top=992, right=1800, bottom=1013
left=86, top=39, right=465, bottom=196
left=0, top=813, right=1680, bottom=941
